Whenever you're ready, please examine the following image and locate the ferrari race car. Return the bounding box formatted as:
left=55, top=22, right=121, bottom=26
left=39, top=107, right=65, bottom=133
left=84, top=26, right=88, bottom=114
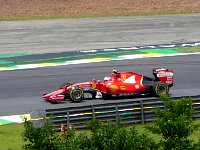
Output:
left=42, top=68, right=174, bottom=103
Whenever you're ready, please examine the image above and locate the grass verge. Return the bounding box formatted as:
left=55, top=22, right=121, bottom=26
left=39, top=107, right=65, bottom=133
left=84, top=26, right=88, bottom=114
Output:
left=0, top=123, right=24, bottom=150
left=177, top=47, right=200, bottom=53
left=0, top=10, right=200, bottom=21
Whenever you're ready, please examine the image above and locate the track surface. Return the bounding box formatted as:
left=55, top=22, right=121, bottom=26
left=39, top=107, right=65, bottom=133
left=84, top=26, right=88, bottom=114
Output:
left=0, top=14, right=200, bottom=116
left=0, top=54, right=200, bottom=116
left=0, top=14, right=200, bottom=54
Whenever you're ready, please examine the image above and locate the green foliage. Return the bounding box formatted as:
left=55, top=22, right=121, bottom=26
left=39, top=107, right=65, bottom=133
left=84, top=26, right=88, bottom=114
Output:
left=22, top=96, right=200, bottom=150
left=147, top=96, right=199, bottom=150
left=61, top=128, right=91, bottom=150
left=23, top=120, right=62, bottom=150
left=23, top=118, right=158, bottom=150
left=87, top=119, right=158, bottom=150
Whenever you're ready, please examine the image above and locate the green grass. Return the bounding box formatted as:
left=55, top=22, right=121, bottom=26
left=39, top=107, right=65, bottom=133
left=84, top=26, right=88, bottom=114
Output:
left=177, top=47, right=200, bottom=53
left=0, top=123, right=24, bottom=150
left=0, top=10, right=200, bottom=21
left=1, top=121, right=200, bottom=149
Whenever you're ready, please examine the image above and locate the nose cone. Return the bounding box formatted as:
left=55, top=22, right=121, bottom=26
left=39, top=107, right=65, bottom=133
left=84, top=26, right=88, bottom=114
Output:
left=42, top=93, right=49, bottom=99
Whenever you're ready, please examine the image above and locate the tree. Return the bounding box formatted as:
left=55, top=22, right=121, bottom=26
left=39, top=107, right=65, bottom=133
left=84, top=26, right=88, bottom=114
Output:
left=23, top=120, right=62, bottom=150
left=87, top=119, right=158, bottom=150
left=147, top=96, right=199, bottom=150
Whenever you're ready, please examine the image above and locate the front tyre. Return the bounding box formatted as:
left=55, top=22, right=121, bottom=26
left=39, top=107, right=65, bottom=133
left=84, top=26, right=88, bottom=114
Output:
left=69, top=87, right=84, bottom=102
left=153, top=82, right=169, bottom=96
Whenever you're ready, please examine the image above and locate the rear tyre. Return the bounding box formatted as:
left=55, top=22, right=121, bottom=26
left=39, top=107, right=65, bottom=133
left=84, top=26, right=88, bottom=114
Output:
left=69, top=87, right=84, bottom=102
left=153, top=81, right=169, bottom=96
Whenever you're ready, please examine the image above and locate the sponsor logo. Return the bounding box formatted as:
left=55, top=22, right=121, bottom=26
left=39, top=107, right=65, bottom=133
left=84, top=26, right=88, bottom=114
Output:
left=119, top=93, right=136, bottom=96
left=92, top=84, right=96, bottom=89
left=157, top=72, right=173, bottom=77
left=109, top=85, right=118, bottom=92
left=120, top=86, right=126, bottom=90
left=122, top=75, right=126, bottom=81
left=135, top=84, right=140, bottom=89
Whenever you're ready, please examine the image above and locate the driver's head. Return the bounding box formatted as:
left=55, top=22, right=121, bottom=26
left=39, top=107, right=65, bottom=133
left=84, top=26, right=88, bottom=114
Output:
left=113, top=69, right=119, bottom=74
left=112, top=69, right=120, bottom=78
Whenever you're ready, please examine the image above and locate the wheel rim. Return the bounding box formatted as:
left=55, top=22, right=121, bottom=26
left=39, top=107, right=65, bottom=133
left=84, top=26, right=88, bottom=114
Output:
left=73, top=90, right=82, bottom=100
left=157, top=84, right=167, bottom=95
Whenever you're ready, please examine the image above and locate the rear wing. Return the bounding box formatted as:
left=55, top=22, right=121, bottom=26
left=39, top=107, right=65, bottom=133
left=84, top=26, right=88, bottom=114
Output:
left=153, top=68, right=174, bottom=87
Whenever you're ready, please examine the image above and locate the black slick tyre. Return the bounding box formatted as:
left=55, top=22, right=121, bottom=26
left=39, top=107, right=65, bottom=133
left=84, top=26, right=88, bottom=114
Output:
left=153, top=81, right=169, bottom=96
left=69, top=87, right=84, bottom=102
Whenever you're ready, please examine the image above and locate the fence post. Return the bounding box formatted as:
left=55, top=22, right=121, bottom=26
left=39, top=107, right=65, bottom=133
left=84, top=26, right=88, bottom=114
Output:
left=163, top=100, right=167, bottom=111
left=190, top=97, right=193, bottom=110
left=190, top=97, right=194, bottom=119
left=92, top=105, right=95, bottom=118
left=67, top=111, right=70, bottom=129
left=30, top=110, right=46, bottom=128
left=116, top=105, right=119, bottom=123
left=140, top=100, right=144, bottom=124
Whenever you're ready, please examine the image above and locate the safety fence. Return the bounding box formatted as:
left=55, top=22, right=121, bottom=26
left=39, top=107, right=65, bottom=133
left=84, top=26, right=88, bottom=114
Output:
left=31, top=95, right=200, bottom=131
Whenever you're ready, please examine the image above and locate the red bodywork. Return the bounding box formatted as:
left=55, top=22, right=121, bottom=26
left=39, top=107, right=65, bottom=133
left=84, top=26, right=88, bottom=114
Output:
left=43, top=68, right=173, bottom=102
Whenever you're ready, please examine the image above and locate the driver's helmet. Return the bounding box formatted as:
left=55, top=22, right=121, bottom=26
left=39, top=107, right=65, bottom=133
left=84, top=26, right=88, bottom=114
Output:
left=113, top=69, right=119, bottom=74
left=112, top=69, right=120, bottom=78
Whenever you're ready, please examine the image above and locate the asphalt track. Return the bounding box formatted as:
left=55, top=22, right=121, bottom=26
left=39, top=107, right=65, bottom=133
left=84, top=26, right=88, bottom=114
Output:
left=0, top=14, right=200, bottom=116
left=0, top=54, right=200, bottom=116
left=0, top=14, right=200, bottom=55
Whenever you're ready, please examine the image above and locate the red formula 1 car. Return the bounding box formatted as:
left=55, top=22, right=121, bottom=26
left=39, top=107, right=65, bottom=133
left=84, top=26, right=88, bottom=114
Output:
left=42, top=68, right=174, bottom=103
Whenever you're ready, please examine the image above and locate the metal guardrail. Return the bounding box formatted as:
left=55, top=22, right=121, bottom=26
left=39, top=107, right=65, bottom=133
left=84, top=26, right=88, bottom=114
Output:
left=31, top=95, right=200, bottom=131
